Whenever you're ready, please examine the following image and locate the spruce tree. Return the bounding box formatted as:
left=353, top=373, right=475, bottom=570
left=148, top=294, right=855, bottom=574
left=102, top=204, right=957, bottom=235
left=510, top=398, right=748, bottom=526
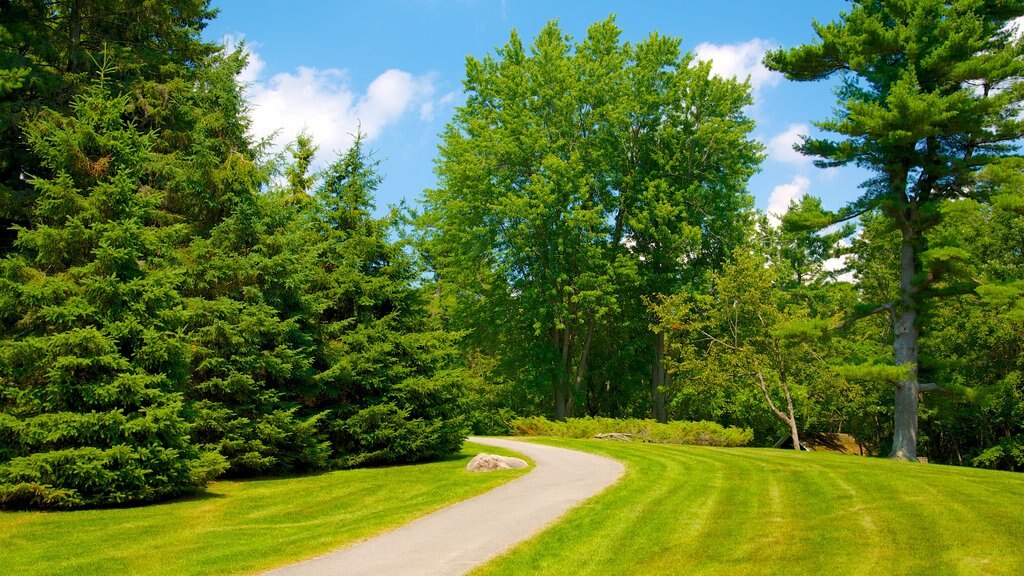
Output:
left=1, top=0, right=219, bottom=253
left=0, top=78, right=225, bottom=509
left=311, top=136, right=468, bottom=466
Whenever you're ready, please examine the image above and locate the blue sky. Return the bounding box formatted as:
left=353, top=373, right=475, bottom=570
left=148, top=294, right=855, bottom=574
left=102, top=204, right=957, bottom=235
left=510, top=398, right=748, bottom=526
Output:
left=204, top=0, right=867, bottom=222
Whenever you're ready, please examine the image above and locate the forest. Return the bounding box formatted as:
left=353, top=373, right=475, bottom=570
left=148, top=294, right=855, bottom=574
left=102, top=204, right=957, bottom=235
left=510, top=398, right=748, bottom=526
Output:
left=1, top=0, right=1023, bottom=510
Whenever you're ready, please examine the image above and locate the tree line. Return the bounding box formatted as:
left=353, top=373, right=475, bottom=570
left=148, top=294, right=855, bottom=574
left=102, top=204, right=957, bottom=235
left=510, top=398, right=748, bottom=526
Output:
left=1, top=0, right=1022, bottom=510
left=1, top=0, right=464, bottom=509
left=421, top=3, right=1024, bottom=467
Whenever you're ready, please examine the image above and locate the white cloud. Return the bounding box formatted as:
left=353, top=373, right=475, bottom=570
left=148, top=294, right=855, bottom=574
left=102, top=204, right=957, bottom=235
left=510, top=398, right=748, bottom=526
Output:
left=768, top=124, right=810, bottom=165
left=823, top=254, right=855, bottom=283
left=693, top=39, right=781, bottom=94
left=439, top=91, right=459, bottom=106
left=1008, top=15, right=1024, bottom=40
left=767, top=175, right=810, bottom=226
left=421, top=91, right=462, bottom=122
left=419, top=101, right=435, bottom=121
left=223, top=36, right=437, bottom=166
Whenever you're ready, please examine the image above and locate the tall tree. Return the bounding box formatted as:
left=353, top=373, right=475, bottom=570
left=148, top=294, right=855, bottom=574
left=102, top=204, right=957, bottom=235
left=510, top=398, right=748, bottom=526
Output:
left=0, top=0, right=219, bottom=253
left=422, top=17, right=759, bottom=420
left=0, top=79, right=225, bottom=509
left=765, top=0, right=1024, bottom=460
left=308, top=136, right=469, bottom=466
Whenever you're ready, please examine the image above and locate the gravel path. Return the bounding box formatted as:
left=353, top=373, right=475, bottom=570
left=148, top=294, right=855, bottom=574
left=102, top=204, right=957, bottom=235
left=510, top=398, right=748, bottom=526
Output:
left=263, top=437, right=624, bottom=576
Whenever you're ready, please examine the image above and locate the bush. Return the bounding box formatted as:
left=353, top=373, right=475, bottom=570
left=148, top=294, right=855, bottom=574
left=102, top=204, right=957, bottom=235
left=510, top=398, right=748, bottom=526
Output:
left=971, top=435, right=1024, bottom=472
left=509, top=416, right=753, bottom=447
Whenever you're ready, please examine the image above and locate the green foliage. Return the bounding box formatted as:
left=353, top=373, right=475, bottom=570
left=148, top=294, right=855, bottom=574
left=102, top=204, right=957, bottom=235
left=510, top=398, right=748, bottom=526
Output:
left=972, top=435, right=1024, bottom=471
left=836, top=363, right=911, bottom=384
left=1, top=8, right=470, bottom=508
left=765, top=0, right=1024, bottom=460
left=0, top=0, right=220, bottom=253
left=654, top=241, right=860, bottom=447
left=0, top=82, right=225, bottom=509
left=510, top=416, right=752, bottom=447
left=180, top=135, right=470, bottom=475
left=420, top=16, right=760, bottom=419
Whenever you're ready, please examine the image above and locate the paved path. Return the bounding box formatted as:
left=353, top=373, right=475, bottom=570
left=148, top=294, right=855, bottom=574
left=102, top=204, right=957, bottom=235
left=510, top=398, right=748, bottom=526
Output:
left=264, top=437, right=624, bottom=576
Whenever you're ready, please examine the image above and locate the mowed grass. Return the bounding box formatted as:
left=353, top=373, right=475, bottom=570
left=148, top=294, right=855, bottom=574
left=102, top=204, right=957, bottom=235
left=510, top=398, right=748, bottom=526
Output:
left=475, top=439, right=1024, bottom=576
left=0, top=441, right=528, bottom=576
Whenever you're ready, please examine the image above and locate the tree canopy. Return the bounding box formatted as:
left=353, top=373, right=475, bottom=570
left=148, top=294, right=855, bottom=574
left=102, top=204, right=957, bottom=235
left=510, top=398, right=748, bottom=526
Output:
left=765, top=0, right=1024, bottom=461
left=421, top=16, right=761, bottom=421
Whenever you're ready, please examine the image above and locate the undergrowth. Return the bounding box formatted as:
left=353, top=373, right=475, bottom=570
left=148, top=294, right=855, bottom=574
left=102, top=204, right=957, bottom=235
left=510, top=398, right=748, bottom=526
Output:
left=509, top=416, right=752, bottom=447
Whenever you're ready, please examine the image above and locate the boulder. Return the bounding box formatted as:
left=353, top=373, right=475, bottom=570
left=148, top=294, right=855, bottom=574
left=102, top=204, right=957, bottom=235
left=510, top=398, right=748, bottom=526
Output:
left=594, top=433, right=634, bottom=441
left=466, top=453, right=528, bottom=472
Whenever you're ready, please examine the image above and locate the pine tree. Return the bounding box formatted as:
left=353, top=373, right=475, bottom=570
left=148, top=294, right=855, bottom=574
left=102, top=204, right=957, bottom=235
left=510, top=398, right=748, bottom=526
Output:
left=766, top=0, right=1024, bottom=460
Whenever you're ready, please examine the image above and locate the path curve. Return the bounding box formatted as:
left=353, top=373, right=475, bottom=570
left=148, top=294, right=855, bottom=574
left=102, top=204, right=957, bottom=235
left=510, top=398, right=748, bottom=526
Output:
left=264, top=437, right=624, bottom=576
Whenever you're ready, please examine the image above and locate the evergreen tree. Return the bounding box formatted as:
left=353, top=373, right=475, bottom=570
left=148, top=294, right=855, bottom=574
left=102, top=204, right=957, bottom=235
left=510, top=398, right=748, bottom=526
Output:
left=0, top=79, right=225, bottom=509
left=181, top=135, right=469, bottom=474
left=310, top=136, right=468, bottom=466
left=0, top=0, right=219, bottom=253
left=766, top=0, right=1024, bottom=460
left=181, top=192, right=331, bottom=475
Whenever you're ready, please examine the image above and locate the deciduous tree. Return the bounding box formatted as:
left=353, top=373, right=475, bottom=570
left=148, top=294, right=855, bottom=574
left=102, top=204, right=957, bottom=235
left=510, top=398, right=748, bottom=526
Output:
left=422, top=17, right=760, bottom=420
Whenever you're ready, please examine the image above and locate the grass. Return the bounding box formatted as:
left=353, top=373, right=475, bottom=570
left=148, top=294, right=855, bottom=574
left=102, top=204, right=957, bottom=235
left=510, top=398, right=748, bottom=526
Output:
left=0, top=441, right=528, bottom=576
left=474, top=438, right=1024, bottom=576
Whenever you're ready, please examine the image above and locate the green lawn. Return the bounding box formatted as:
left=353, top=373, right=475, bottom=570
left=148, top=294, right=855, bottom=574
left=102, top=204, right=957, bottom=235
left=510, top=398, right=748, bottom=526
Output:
left=475, top=439, right=1024, bottom=576
left=0, top=441, right=527, bottom=576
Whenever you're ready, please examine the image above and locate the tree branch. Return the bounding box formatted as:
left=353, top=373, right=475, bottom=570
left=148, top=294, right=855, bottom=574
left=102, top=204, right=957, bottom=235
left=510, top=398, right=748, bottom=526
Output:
left=919, top=281, right=982, bottom=300
left=755, top=370, right=792, bottom=424
left=831, top=302, right=895, bottom=332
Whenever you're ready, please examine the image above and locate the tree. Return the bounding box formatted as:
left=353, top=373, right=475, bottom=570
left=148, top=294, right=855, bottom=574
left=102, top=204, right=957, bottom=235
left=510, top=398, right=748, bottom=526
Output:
left=0, top=79, right=225, bottom=509
left=654, top=220, right=855, bottom=450
left=0, top=0, right=219, bottom=253
left=181, top=133, right=470, bottom=474
left=765, top=0, right=1024, bottom=460
left=421, top=17, right=760, bottom=420
left=308, top=136, right=469, bottom=466
left=915, top=159, right=1024, bottom=468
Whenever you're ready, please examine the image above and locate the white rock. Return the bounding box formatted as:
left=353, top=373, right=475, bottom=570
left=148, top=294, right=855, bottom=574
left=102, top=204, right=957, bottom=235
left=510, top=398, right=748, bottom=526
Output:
left=466, top=453, right=528, bottom=472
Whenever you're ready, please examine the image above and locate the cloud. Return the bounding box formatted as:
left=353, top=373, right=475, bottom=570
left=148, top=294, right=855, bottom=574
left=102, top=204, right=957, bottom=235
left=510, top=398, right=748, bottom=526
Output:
left=223, top=36, right=437, bottom=165
left=823, top=254, right=855, bottom=283
left=693, top=39, right=781, bottom=94
left=767, top=175, right=810, bottom=226
left=768, top=124, right=810, bottom=165
left=1009, top=15, right=1024, bottom=40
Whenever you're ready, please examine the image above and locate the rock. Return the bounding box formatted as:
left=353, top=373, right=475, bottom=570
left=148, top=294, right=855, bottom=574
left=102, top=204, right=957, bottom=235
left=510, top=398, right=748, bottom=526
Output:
left=594, top=432, right=634, bottom=441
left=466, top=453, right=528, bottom=472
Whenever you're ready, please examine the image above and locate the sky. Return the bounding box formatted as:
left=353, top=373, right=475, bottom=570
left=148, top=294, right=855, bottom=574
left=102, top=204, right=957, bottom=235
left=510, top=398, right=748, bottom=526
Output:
left=203, top=0, right=868, bottom=222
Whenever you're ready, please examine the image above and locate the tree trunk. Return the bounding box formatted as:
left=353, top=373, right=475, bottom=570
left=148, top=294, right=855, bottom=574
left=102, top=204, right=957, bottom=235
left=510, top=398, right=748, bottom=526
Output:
left=788, top=418, right=801, bottom=451
left=651, top=331, right=668, bottom=423
left=571, top=317, right=594, bottom=410
left=554, top=380, right=569, bottom=420
left=755, top=370, right=801, bottom=450
left=552, top=327, right=572, bottom=420
left=782, top=377, right=801, bottom=451
left=890, top=226, right=921, bottom=461
left=68, top=1, right=83, bottom=73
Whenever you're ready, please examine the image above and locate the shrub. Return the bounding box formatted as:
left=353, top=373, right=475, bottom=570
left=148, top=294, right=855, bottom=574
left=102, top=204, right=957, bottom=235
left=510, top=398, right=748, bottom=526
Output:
left=509, top=416, right=753, bottom=447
